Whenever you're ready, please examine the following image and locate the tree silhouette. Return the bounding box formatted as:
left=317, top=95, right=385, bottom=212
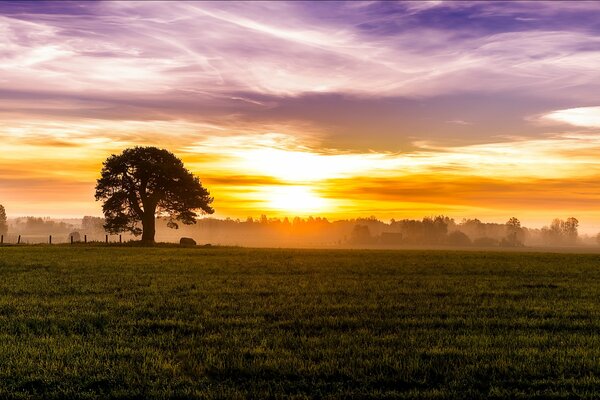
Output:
left=0, top=204, right=7, bottom=236
left=563, top=217, right=579, bottom=244
left=95, top=147, right=214, bottom=243
left=503, top=217, right=523, bottom=247
left=541, top=217, right=579, bottom=246
left=506, top=217, right=521, bottom=230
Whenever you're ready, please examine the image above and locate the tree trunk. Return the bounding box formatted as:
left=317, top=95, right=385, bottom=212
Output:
left=141, top=213, right=156, bottom=244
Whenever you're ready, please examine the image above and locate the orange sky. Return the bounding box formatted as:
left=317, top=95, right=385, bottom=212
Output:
left=3, top=2, right=600, bottom=233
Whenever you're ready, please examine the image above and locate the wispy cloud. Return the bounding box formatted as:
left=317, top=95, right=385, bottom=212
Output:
left=3, top=1, right=600, bottom=100
left=542, top=107, right=600, bottom=129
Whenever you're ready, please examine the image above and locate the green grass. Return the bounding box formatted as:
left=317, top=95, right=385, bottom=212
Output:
left=0, top=246, right=599, bottom=398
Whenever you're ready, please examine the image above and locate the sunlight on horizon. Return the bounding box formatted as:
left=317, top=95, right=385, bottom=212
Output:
left=263, top=186, right=331, bottom=214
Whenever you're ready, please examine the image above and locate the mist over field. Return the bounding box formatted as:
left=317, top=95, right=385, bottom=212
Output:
left=5, top=215, right=599, bottom=250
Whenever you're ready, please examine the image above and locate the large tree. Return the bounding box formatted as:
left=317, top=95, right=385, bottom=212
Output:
left=95, top=147, right=214, bottom=243
left=0, top=204, right=7, bottom=236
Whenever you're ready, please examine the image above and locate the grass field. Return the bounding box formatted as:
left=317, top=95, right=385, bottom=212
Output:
left=0, top=246, right=599, bottom=398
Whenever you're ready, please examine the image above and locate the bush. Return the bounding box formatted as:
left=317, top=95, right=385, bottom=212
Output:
left=446, top=231, right=471, bottom=246
left=68, top=231, right=81, bottom=242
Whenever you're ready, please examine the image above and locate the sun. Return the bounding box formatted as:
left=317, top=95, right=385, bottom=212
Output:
left=264, top=186, right=330, bottom=214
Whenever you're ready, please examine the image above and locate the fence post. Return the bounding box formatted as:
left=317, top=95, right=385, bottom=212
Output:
left=49, top=235, right=52, bottom=245
left=71, top=235, right=73, bottom=244
left=105, top=235, right=108, bottom=244
left=0, top=235, right=3, bottom=244
left=17, top=235, right=21, bottom=244
left=84, top=235, right=87, bottom=243
left=119, top=234, right=122, bottom=243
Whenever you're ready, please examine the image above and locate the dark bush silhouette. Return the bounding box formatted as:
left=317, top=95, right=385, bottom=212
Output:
left=95, top=147, right=214, bottom=243
left=389, top=215, right=453, bottom=245
left=180, top=237, right=197, bottom=246
left=447, top=231, right=471, bottom=246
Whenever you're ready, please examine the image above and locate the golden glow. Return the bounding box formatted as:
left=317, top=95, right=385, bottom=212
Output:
left=264, top=186, right=330, bottom=213
left=235, top=148, right=395, bottom=182
left=5, top=118, right=600, bottom=231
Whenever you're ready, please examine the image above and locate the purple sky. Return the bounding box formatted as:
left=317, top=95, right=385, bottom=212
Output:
left=3, top=1, right=600, bottom=145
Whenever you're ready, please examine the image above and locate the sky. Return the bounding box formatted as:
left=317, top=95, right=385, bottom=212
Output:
left=2, top=1, right=600, bottom=231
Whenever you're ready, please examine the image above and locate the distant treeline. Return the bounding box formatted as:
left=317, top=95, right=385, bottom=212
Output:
left=3, top=214, right=596, bottom=248
left=9, top=216, right=104, bottom=235
left=156, top=215, right=591, bottom=248
left=5, top=216, right=108, bottom=242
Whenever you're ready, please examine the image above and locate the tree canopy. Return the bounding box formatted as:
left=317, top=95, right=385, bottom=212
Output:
left=95, top=147, right=214, bottom=243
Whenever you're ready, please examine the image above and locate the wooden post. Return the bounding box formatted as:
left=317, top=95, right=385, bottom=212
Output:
left=17, top=235, right=21, bottom=244
left=105, top=235, right=108, bottom=244
left=0, top=235, right=3, bottom=244
left=119, top=235, right=122, bottom=243
left=84, top=235, right=87, bottom=243
left=49, top=235, right=52, bottom=244
left=71, top=235, right=73, bottom=244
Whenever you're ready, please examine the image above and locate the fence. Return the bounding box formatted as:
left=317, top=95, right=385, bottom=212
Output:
left=0, top=234, right=124, bottom=245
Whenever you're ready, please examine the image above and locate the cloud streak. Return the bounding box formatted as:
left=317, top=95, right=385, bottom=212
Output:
left=4, top=1, right=600, bottom=100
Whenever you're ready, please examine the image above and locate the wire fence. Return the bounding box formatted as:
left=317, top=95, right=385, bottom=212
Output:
left=0, top=234, right=124, bottom=245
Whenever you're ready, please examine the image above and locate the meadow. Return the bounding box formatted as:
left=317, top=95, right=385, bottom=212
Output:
left=0, top=246, right=599, bottom=399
